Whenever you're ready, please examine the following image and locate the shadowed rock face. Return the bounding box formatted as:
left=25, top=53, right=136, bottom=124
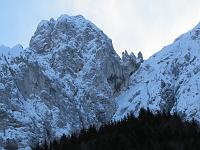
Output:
left=0, top=15, right=141, bottom=149
left=121, top=50, right=143, bottom=77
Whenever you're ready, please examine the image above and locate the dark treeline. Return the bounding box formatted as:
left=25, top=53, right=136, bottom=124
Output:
left=33, top=109, right=200, bottom=150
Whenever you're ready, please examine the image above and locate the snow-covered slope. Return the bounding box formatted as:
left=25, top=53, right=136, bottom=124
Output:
left=114, top=22, right=200, bottom=122
left=0, top=45, right=23, bottom=58
left=0, top=15, right=141, bottom=149
left=3, top=13, right=200, bottom=149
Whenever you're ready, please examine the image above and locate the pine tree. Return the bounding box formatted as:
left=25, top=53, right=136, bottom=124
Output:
left=34, top=108, right=200, bottom=150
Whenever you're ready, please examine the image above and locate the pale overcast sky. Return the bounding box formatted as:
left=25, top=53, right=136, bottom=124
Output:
left=1, top=0, right=200, bottom=59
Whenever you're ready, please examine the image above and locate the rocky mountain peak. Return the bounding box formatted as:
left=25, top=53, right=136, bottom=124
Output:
left=1, top=14, right=200, bottom=150
left=2, top=13, right=200, bottom=150
left=29, top=15, right=111, bottom=54
left=137, top=51, right=143, bottom=63
left=0, top=14, right=142, bottom=149
left=121, top=50, right=143, bottom=77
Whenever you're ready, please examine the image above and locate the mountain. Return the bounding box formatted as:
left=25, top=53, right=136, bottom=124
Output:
left=114, top=22, right=200, bottom=122
left=0, top=15, right=142, bottom=149
left=1, top=14, right=200, bottom=149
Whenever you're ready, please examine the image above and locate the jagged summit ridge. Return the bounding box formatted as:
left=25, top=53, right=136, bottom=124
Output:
left=30, top=14, right=110, bottom=54
left=114, top=21, right=200, bottom=122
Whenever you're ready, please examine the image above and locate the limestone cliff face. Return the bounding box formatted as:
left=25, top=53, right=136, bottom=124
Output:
left=0, top=15, right=141, bottom=149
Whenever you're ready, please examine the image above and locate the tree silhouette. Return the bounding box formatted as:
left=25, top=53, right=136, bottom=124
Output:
left=34, top=108, right=200, bottom=150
